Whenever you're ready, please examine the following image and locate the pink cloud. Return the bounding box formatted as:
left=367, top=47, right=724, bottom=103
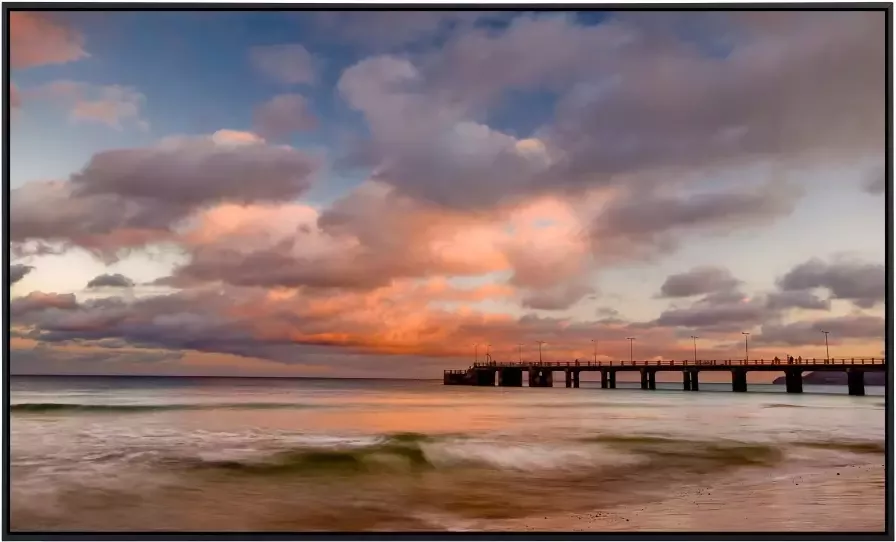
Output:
left=10, top=12, right=87, bottom=69
left=30, top=80, right=148, bottom=130
left=249, top=44, right=316, bottom=85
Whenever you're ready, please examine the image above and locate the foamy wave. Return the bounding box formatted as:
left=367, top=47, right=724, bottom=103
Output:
left=420, top=440, right=638, bottom=471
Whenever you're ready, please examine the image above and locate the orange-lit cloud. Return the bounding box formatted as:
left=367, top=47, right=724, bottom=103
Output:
left=10, top=12, right=87, bottom=69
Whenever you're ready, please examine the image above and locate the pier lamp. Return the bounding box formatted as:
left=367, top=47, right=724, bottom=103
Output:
left=626, top=337, right=635, bottom=363
left=690, top=336, right=698, bottom=363
left=821, top=330, right=830, bottom=361
left=742, top=332, right=750, bottom=363
left=517, top=343, right=524, bottom=363
left=591, top=339, right=597, bottom=363
left=536, top=341, right=546, bottom=363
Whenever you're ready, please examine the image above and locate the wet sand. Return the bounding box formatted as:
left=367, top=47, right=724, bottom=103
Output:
left=500, top=459, right=885, bottom=532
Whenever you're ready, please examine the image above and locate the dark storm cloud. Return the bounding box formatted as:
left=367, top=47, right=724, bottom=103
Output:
left=658, top=266, right=741, bottom=298
left=86, top=273, right=135, bottom=289
left=777, top=258, right=885, bottom=309
left=10, top=264, right=34, bottom=285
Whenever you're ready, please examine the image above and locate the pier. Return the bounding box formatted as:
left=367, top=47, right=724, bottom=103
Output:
left=443, top=358, right=886, bottom=396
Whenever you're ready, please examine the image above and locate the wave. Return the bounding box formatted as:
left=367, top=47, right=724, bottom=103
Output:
left=10, top=402, right=319, bottom=413
left=581, top=434, right=784, bottom=467
left=166, top=431, right=780, bottom=479
left=173, top=433, right=435, bottom=476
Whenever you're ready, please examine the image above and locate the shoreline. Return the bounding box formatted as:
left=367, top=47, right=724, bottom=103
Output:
left=494, top=459, right=885, bottom=532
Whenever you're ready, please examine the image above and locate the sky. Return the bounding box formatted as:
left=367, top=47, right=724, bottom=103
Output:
left=7, top=9, right=888, bottom=379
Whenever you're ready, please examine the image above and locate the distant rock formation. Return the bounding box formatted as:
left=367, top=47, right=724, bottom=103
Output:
left=772, top=371, right=887, bottom=386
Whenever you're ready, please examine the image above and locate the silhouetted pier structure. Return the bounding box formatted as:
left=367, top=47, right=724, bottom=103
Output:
left=443, top=358, right=886, bottom=396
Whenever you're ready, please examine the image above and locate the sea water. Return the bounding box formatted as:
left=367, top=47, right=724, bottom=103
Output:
left=9, top=375, right=886, bottom=531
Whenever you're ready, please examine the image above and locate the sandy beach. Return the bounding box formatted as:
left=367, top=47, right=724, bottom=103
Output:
left=501, top=459, right=885, bottom=532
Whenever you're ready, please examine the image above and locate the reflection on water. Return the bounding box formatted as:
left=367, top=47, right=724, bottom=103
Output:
left=10, top=376, right=885, bottom=531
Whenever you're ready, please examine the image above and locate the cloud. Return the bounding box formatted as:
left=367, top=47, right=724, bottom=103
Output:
left=161, top=185, right=510, bottom=291
left=521, top=283, right=595, bottom=311
left=86, top=273, right=135, bottom=289
left=253, top=94, right=316, bottom=141
left=653, top=292, right=767, bottom=331
left=591, top=183, right=802, bottom=260
left=777, top=258, right=884, bottom=309
left=9, top=12, right=87, bottom=69
left=7, top=282, right=685, bottom=367
left=764, top=290, right=831, bottom=311
left=160, top=186, right=599, bottom=306
left=31, top=80, right=148, bottom=130
left=10, top=133, right=320, bottom=256
left=754, top=315, right=885, bottom=347
left=313, top=12, right=489, bottom=48
left=11, top=292, right=78, bottom=317
left=543, top=12, right=884, bottom=185
left=863, top=166, right=886, bottom=195
left=334, top=12, right=881, bottom=214
left=337, top=55, right=553, bottom=209
left=10, top=264, right=34, bottom=285
left=249, top=44, right=316, bottom=85
left=658, top=266, right=741, bottom=298
left=10, top=83, right=22, bottom=109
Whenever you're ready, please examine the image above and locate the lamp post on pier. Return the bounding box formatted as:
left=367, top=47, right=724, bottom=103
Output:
left=626, top=337, right=635, bottom=363
left=517, top=343, right=523, bottom=363
left=821, top=330, right=830, bottom=361
left=591, top=339, right=597, bottom=363
left=691, top=335, right=698, bottom=363
left=742, top=332, right=750, bottom=364
left=536, top=341, right=546, bottom=363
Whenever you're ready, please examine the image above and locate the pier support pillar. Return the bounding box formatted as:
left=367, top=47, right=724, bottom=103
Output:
left=648, top=371, right=656, bottom=390
left=498, top=368, right=523, bottom=387
left=847, top=370, right=865, bottom=396
left=565, top=370, right=572, bottom=388
left=640, top=369, right=649, bottom=390
left=600, top=370, right=609, bottom=389
left=682, top=371, right=691, bottom=391
left=785, top=370, right=803, bottom=394
left=528, top=369, right=553, bottom=387
left=608, top=371, right=617, bottom=389
left=473, top=369, right=496, bottom=386
left=732, top=369, right=748, bottom=392
left=573, top=371, right=580, bottom=388
left=689, top=370, right=699, bottom=391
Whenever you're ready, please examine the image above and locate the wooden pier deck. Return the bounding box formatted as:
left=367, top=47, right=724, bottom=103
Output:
left=443, top=358, right=886, bottom=395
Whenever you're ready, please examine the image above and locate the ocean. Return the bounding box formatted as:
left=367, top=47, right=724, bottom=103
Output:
left=9, top=375, right=887, bottom=532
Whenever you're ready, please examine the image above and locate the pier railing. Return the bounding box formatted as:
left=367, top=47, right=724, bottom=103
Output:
left=469, top=357, right=885, bottom=369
